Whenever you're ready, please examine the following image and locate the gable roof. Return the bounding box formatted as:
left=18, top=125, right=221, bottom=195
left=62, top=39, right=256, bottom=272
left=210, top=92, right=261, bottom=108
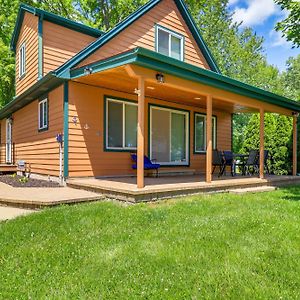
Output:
left=10, top=3, right=104, bottom=52
left=54, top=0, right=221, bottom=78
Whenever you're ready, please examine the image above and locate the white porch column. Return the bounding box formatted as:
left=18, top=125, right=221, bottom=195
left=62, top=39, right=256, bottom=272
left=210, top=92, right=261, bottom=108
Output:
left=206, top=95, right=213, bottom=183
left=259, top=108, right=265, bottom=179
left=137, top=76, right=145, bottom=188
left=293, top=115, right=298, bottom=176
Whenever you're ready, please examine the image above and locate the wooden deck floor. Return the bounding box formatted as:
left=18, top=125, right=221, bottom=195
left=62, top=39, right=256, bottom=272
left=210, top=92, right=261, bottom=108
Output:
left=67, top=174, right=300, bottom=203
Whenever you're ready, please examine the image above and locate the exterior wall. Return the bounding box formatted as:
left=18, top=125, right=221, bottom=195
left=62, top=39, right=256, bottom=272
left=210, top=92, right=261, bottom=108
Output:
left=43, top=21, right=96, bottom=75
left=4, top=85, right=64, bottom=176
left=15, top=12, right=39, bottom=96
left=68, top=81, right=231, bottom=177
left=78, top=0, right=210, bottom=70
left=0, top=120, right=6, bottom=164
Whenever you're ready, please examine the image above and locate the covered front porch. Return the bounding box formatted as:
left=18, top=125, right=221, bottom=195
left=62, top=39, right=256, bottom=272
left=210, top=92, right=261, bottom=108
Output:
left=70, top=47, right=299, bottom=189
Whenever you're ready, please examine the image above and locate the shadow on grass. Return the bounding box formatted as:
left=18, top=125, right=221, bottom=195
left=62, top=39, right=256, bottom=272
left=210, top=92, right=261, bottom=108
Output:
left=280, top=185, right=300, bottom=202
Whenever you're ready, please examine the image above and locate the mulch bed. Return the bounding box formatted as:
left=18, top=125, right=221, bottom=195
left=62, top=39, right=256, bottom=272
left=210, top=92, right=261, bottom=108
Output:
left=0, top=175, right=61, bottom=188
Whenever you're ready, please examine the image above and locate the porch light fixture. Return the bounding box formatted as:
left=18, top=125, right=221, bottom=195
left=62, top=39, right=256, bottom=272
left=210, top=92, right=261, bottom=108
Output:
left=84, top=67, right=93, bottom=75
left=156, top=73, right=165, bottom=84
left=147, top=86, right=155, bottom=90
left=194, top=97, right=201, bottom=100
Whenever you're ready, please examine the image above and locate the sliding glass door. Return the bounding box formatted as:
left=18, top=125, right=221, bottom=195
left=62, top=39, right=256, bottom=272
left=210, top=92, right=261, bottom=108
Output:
left=150, top=106, right=189, bottom=165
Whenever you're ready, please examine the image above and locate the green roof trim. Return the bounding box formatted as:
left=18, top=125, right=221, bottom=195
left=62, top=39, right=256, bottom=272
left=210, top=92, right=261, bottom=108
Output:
left=54, top=0, right=220, bottom=78
left=0, top=73, right=64, bottom=119
left=70, top=47, right=300, bottom=113
left=174, top=0, right=220, bottom=73
left=11, top=3, right=104, bottom=51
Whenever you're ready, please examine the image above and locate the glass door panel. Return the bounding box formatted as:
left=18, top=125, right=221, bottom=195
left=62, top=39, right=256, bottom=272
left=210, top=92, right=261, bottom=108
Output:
left=151, top=108, right=170, bottom=162
left=171, top=112, right=186, bottom=162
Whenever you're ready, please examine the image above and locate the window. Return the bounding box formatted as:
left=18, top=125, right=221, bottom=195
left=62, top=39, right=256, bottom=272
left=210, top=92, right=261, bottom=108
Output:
left=19, top=43, right=26, bottom=78
left=194, top=113, right=217, bottom=153
left=106, top=98, right=137, bottom=150
left=150, top=105, right=189, bottom=165
left=156, top=26, right=184, bottom=61
left=38, top=99, right=48, bottom=131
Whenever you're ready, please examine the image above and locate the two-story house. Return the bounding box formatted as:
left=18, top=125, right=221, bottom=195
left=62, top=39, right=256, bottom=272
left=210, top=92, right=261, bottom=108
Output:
left=0, top=0, right=299, bottom=192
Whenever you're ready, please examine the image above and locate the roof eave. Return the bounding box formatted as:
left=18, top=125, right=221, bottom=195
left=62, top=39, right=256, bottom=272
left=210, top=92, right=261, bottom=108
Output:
left=70, top=47, right=300, bottom=113
left=0, top=73, right=64, bottom=119
left=10, top=3, right=103, bottom=52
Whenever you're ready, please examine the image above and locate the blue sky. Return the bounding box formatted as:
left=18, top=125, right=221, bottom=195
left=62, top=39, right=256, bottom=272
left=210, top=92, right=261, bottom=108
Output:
left=228, top=0, right=300, bottom=72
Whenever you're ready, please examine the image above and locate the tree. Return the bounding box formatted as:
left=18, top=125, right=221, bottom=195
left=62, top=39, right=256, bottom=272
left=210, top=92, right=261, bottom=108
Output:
left=281, top=55, right=300, bottom=101
left=275, top=0, right=300, bottom=47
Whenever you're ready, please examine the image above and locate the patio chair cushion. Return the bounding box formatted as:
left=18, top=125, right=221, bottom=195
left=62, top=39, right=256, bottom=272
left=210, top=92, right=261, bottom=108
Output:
left=130, top=154, right=161, bottom=170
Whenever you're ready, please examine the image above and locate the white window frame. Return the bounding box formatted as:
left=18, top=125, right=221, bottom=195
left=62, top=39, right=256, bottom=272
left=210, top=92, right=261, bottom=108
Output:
left=155, top=25, right=184, bottom=61
left=38, top=98, right=48, bottom=131
left=19, top=42, right=26, bottom=78
left=149, top=105, right=189, bottom=166
left=194, top=113, right=217, bottom=153
left=105, top=98, right=138, bottom=151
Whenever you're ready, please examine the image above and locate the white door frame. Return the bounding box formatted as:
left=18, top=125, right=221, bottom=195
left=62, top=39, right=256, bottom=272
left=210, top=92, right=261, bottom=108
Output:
left=6, top=119, right=12, bottom=164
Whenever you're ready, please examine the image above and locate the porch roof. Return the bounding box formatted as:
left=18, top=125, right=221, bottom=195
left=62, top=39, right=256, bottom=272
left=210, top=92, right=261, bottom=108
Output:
left=69, top=47, right=300, bottom=113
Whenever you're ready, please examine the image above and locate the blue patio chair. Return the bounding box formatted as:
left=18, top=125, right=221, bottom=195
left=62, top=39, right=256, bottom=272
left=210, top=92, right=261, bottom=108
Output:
left=130, top=153, right=161, bottom=177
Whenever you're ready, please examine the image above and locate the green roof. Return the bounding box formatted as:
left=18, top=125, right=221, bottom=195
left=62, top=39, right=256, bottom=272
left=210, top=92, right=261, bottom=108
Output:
left=10, top=3, right=104, bottom=51
left=69, top=47, right=300, bottom=113
left=54, top=0, right=221, bottom=78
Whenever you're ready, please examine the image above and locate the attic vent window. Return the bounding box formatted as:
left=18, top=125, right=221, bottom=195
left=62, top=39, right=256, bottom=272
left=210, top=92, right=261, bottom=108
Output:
left=156, top=25, right=184, bottom=61
left=19, top=42, right=26, bottom=78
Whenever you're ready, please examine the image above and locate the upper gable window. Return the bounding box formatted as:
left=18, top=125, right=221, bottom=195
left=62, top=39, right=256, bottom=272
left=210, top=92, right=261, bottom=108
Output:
left=156, top=25, right=184, bottom=61
left=19, top=42, right=26, bottom=78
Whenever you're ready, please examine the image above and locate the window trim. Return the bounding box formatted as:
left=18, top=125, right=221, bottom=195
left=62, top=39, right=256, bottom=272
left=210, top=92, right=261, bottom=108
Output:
left=38, top=98, right=49, bottom=132
left=19, top=42, right=26, bottom=79
left=155, top=24, right=184, bottom=61
left=194, top=112, right=217, bottom=154
left=104, top=96, right=138, bottom=152
left=149, top=104, right=190, bottom=166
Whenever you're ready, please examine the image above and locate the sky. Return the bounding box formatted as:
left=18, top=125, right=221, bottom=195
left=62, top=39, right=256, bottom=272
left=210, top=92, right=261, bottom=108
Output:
left=228, top=0, right=300, bottom=72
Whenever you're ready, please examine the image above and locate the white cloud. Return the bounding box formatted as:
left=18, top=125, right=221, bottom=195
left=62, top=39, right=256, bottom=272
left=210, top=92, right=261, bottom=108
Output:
left=269, top=29, right=293, bottom=48
left=232, top=0, right=280, bottom=27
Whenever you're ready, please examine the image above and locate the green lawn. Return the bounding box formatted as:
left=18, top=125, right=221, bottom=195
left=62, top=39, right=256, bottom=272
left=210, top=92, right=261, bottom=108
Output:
left=1, top=186, right=300, bottom=299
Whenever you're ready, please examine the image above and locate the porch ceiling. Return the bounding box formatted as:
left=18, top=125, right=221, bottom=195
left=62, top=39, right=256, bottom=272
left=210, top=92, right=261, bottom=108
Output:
left=73, top=66, right=257, bottom=114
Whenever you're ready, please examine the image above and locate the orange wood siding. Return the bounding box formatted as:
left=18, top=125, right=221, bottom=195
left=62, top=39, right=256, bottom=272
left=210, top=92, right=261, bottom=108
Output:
left=68, top=81, right=231, bottom=177
left=43, top=21, right=96, bottom=75
left=78, top=0, right=210, bottom=70
left=15, top=12, right=39, bottom=96
left=9, top=85, right=64, bottom=176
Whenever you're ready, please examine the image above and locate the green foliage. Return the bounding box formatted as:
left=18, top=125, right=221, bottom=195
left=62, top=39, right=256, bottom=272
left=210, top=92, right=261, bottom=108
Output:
left=275, top=0, right=300, bottom=47
left=281, top=54, right=300, bottom=101
left=241, top=113, right=293, bottom=175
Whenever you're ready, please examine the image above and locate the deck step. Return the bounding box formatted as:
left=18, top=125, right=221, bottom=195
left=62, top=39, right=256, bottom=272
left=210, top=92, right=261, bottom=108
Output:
left=229, top=186, right=276, bottom=194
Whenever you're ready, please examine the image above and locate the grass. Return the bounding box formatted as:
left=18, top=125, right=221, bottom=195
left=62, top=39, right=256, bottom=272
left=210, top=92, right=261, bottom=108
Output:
left=1, top=186, right=300, bottom=299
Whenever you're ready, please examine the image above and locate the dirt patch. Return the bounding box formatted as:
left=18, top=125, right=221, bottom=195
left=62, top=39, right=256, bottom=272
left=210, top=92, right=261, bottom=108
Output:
left=0, top=175, right=61, bottom=188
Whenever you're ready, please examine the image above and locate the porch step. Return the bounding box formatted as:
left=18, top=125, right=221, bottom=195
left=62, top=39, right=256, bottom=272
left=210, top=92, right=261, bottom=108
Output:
left=148, top=168, right=196, bottom=177
left=228, top=186, right=276, bottom=194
